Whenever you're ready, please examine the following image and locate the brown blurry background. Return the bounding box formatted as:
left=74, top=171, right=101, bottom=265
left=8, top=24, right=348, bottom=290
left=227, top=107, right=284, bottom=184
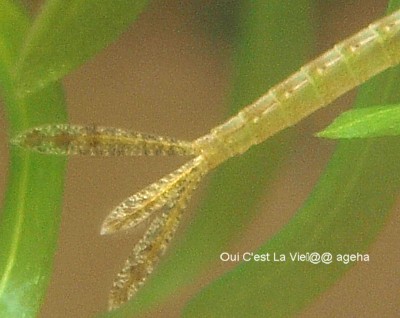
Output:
left=0, top=0, right=399, bottom=317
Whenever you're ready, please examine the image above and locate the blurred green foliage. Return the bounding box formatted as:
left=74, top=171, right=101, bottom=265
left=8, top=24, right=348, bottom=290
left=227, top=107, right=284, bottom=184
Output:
left=0, top=0, right=148, bottom=317
left=0, top=1, right=399, bottom=317
left=0, top=1, right=67, bottom=317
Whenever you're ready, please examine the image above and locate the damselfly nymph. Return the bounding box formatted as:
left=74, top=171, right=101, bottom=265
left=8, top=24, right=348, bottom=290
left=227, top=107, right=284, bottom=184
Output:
left=10, top=8, right=400, bottom=310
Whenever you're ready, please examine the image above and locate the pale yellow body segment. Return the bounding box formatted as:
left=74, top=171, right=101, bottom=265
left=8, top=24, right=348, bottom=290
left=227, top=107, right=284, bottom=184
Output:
left=10, top=8, right=400, bottom=311
left=194, top=9, right=400, bottom=169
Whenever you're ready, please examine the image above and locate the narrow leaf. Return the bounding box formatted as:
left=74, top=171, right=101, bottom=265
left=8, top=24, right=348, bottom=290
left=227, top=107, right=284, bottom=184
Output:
left=317, top=104, right=400, bottom=138
left=14, top=0, right=149, bottom=96
left=0, top=1, right=67, bottom=317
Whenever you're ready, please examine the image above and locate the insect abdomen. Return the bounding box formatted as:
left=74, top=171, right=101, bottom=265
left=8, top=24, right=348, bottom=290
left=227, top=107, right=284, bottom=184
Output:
left=196, top=9, right=400, bottom=168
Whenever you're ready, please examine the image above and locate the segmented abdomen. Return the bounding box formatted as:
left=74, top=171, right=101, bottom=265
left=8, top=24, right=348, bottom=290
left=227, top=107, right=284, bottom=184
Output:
left=195, top=9, right=400, bottom=169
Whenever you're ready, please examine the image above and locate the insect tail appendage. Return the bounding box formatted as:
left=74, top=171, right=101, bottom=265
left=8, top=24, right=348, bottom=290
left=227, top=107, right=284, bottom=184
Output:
left=107, top=155, right=208, bottom=310
left=92, top=130, right=212, bottom=309
left=10, top=124, right=196, bottom=157
left=10, top=123, right=215, bottom=310
left=101, top=155, right=208, bottom=235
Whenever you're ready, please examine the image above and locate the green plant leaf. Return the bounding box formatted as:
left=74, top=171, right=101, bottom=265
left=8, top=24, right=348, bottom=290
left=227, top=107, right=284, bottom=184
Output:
left=0, top=1, right=67, bottom=317
left=100, top=1, right=314, bottom=317
left=14, top=0, right=149, bottom=97
left=317, top=104, right=400, bottom=138
left=182, top=1, right=400, bottom=317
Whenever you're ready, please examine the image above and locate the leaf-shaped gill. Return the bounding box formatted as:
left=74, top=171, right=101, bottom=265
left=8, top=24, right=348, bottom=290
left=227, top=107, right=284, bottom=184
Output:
left=101, top=156, right=207, bottom=235
left=11, top=124, right=196, bottom=156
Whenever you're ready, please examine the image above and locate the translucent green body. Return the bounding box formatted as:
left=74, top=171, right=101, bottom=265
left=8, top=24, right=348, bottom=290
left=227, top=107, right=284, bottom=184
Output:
left=195, top=10, right=400, bottom=169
